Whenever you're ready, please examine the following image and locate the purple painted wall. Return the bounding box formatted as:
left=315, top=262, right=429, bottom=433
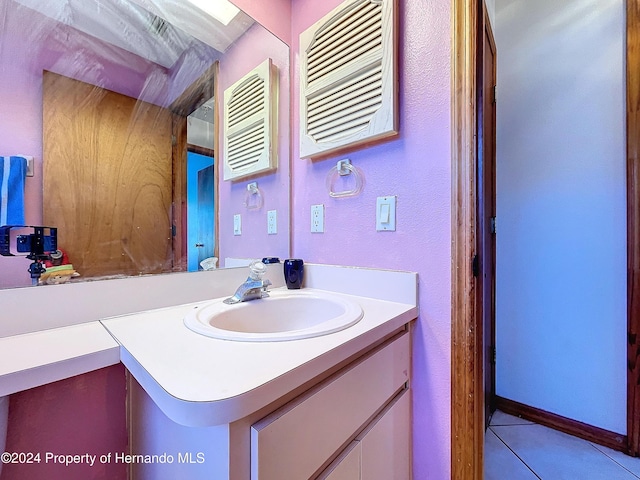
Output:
left=217, top=23, right=291, bottom=264
left=230, top=0, right=292, bottom=45
left=290, top=1, right=452, bottom=478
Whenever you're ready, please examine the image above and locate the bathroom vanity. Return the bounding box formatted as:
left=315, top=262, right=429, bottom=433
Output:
left=103, top=265, right=417, bottom=479
left=0, top=264, right=417, bottom=480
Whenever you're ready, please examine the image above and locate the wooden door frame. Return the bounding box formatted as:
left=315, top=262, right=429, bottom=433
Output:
left=451, top=0, right=481, bottom=476
left=627, top=0, right=640, bottom=458
left=452, top=0, right=640, bottom=476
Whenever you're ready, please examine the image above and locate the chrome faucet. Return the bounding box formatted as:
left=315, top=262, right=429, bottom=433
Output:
left=224, top=260, right=272, bottom=305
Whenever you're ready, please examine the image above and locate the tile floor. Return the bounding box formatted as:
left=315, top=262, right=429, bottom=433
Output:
left=485, top=411, right=640, bottom=479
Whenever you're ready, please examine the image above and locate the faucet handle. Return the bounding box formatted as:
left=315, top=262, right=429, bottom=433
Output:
left=248, top=260, right=268, bottom=280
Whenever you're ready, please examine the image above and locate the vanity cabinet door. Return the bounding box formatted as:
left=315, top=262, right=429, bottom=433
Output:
left=299, top=0, right=398, bottom=159
left=358, top=388, right=411, bottom=480
left=250, top=332, right=409, bottom=480
left=223, top=58, right=279, bottom=181
left=318, top=442, right=361, bottom=480
left=317, top=388, right=410, bottom=480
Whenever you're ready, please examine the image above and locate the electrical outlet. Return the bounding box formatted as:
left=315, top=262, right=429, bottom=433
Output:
left=233, top=214, right=242, bottom=236
left=267, top=210, right=277, bottom=234
left=311, top=204, right=324, bottom=233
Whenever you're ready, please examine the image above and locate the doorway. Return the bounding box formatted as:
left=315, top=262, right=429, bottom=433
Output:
left=185, top=96, right=216, bottom=271
left=476, top=2, right=497, bottom=429
left=187, top=152, right=215, bottom=271
left=452, top=1, right=640, bottom=479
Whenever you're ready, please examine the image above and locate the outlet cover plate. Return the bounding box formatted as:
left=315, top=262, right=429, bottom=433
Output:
left=311, top=204, right=324, bottom=233
left=267, top=210, right=277, bottom=234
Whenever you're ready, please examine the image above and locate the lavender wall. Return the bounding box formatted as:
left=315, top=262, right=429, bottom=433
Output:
left=495, top=0, right=627, bottom=433
left=217, top=23, right=291, bottom=264
left=290, top=1, right=452, bottom=478
left=230, top=0, right=292, bottom=45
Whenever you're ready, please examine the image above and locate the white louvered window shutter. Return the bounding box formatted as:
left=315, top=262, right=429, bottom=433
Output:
left=223, top=58, right=278, bottom=181
left=300, top=0, right=397, bottom=159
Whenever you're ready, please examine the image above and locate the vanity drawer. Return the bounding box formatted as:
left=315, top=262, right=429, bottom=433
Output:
left=250, top=331, right=410, bottom=480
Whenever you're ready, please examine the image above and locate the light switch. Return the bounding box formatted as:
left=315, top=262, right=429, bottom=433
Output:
left=233, top=214, right=242, bottom=236
left=25, top=157, right=34, bottom=177
left=376, top=196, right=396, bottom=231
left=380, top=203, right=391, bottom=223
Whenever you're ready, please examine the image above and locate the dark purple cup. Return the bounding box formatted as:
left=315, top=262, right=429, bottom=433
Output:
left=284, top=259, right=304, bottom=289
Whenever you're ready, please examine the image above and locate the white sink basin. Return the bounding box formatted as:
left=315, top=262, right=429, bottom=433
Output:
left=184, top=289, right=363, bottom=342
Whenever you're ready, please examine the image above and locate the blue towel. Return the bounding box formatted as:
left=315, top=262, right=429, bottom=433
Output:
left=0, top=156, right=28, bottom=226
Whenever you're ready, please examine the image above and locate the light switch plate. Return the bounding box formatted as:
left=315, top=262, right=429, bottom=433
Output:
left=233, top=214, right=242, bottom=236
left=311, top=204, right=324, bottom=233
left=376, top=196, right=396, bottom=231
left=267, top=210, right=277, bottom=234
left=25, top=157, right=34, bottom=177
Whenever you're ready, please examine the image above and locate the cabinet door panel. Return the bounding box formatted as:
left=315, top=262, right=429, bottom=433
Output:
left=318, top=441, right=361, bottom=480
left=299, top=0, right=398, bottom=159
left=251, top=332, right=409, bottom=480
left=359, top=388, right=411, bottom=480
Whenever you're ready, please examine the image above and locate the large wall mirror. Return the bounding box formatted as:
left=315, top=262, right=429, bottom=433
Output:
left=0, top=0, right=290, bottom=289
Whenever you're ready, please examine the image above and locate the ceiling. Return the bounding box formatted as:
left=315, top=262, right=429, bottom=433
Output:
left=12, top=0, right=254, bottom=69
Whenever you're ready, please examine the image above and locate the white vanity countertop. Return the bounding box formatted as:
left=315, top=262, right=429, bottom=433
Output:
left=0, top=266, right=284, bottom=398
left=0, top=322, right=120, bottom=397
left=0, top=264, right=417, bottom=426
left=101, top=287, right=418, bottom=427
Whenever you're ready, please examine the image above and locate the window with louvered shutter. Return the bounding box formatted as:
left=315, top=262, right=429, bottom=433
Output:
left=300, top=0, right=397, bottom=159
left=223, top=58, right=278, bottom=181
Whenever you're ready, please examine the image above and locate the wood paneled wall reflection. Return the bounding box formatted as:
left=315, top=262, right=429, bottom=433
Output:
left=43, top=71, right=173, bottom=279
